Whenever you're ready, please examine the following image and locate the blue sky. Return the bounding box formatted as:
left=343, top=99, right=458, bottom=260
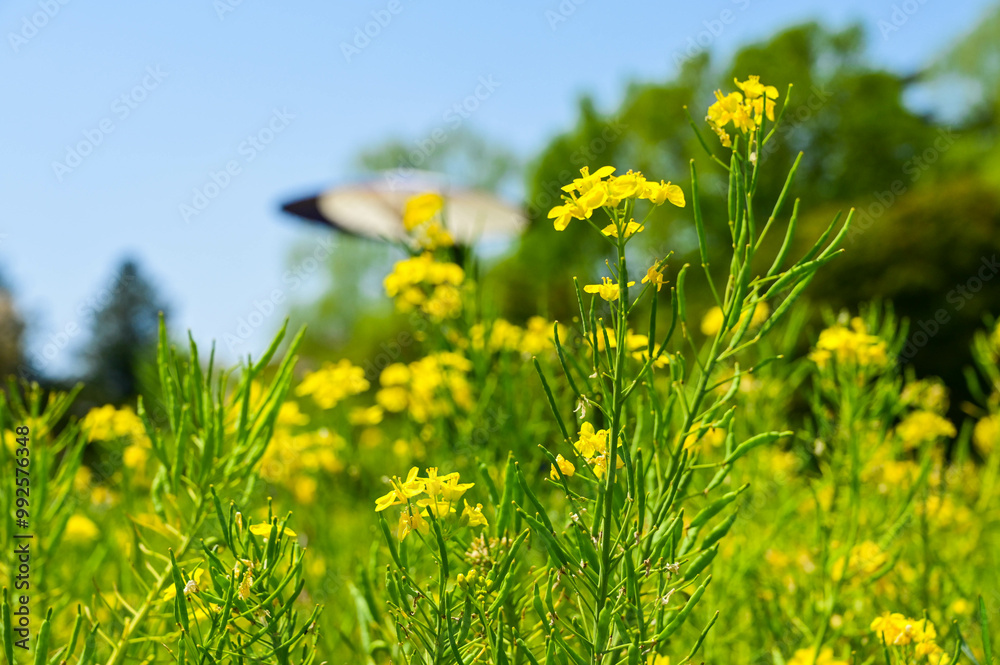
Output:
left=1, top=0, right=994, bottom=375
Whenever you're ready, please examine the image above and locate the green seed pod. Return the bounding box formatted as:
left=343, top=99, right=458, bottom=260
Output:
left=544, top=571, right=557, bottom=617
left=487, top=575, right=513, bottom=616
left=1, top=589, right=14, bottom=665
left=385, top=568, right=401, bottom=607
left=682, top=544, right=719, bottom=581
left=699, top=511, right=739, bottom=551
left=533, top=583, right=549, bottom=633
left=78, top=626, right=98, bottom=665
left=655, top=575, right=712, bottom=641
left=649, top=509, right=683, bottom=561
left=595, top=605, right=613, bottom=653
left=688, top=485, right=746, bottom=530
left=516, top=464, right=556, bottom=533
left=458, top=594, right=473, bottom=642
left=33, top=611, right=51, bottom=665
left=724, top=431, right=793, bottom=465
left=496, top=453, right=517, bottom=536
left=491, top=530, right=530, bottom=592
left=677, top=525, right=701, bottom=557
left=591, top=483, right=605, bottom=539
left=378, top=515, right=402, bottom=570
left=545, top=637, right=556, bottom=665
left=168, top=550, right=191, bottom=633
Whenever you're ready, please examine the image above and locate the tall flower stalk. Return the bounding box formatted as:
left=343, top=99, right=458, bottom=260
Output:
left=369, top=75, right=858, bottom=665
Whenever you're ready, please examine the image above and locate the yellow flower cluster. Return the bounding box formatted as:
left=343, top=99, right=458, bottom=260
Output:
left=920, top=495, right=975, bottom=534
left=277, top=400, right=309, bottom=427
left=864, top=456, right=919, bottom=493
left=900, top=379, right=949, bottom=413
left=349, top=405, right=384, bottom=426
left=81, top=404, right=148, bottom=443
left=468, top=317, right=564, bottom=356
left=547, top=166, right=685, bottom=231
left=296, top=359, right=369, bottom=409
left=706, top=75, right=779, bottom=147
left=260, top=427, right=345, bottom=504
left=831, top=540, right=887, bottom=580
left=63, top=514, right=100, bottom=546
left=402, top=192, right=455, bottom=250
left=81, top=405, right=153, bottom=473
left=895, top=410, right=956, bottom=448
left=383, top=253, right=465, bottom=320
left=572, top=422, right=624, bottom=479
left=809, top=318, right=889, bottom=370
left=374, top=467, right=485, bottom=540
left=375, top=352, right=473, bottom=422
left=870, top=613, right=947, bottom=662
left=786, top=647, right=847, bottom=665
left=973, top=414, right=998, bottom=455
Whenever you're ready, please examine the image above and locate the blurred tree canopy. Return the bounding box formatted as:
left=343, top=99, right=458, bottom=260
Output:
left=0, top=270, right=26, bottom=382
left=77, top=259, right=168, bottom=409
left=491, top=17, right=1000, bottom=411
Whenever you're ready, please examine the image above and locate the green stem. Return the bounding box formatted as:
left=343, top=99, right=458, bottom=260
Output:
left=104, top=500, right=207, bottom=665
left=595, top=232, right=630, bottom=662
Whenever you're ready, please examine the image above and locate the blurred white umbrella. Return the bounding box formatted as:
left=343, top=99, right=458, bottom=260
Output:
left=281, top=170, right=526, bottom=246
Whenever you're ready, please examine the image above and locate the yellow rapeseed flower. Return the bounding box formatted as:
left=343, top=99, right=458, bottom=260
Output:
left=700, top=307, right=726, bottom=336
left=248, top=522, right=298, bottom=538
left=296, top=359, right=369, bottom=409
left=462, top=502, right=489, bottom=527
left=81, top=405, right=149, bottom=445
left=349, top=405, right=384, bottom=426
left=548, top=200, right=588, bottom=232
left=277, top=401, right=309, bottom=427
left=403, top=192, right=443, bottom=231
left=831, top=540, right=887, bottom=580
left=548, top=166, right=684, bottom=232
left=786, top=647, right=847, bottom=665
left=583, top=277, right=635, bottom=302
left=706, top=75, right=780, bottom=146
left=384, top=253, right=465, bottom=319
left=375, top=467, right=425, bottom=511
left=550, top=454, right=575, bottom=480
left=561, top=165, right=615, bottom=195
left=641, top=264, right=667, bottom=291
left=973, top=414, right=998, bottom=455
left=896, top=410, right=956, bottom=449
left=397, top=506, right=429, bottom=541
left=601, top=220, right=644, bottom=238
left=64, top=514, right=99, bottom=545
left=809, top=318, right=889, bottom=370
left=641, top=180, right=685, bottom=207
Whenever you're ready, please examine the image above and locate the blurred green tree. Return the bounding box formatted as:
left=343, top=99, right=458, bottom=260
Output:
left=499, top=19, right=1000, bottom=412
left=0, top=270, right=26, bottom=383
left=78, top=258, right=168, bottom=408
